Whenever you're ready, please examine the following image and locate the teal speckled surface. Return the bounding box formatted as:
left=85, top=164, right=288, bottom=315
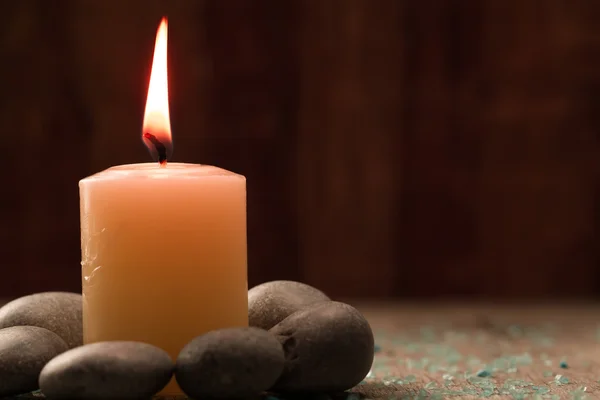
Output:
left=348, top=303, right=599, bottom=399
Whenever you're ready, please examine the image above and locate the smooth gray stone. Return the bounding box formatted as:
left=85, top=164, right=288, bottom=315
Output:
left=39, top=341, right=174, bottom=400
left=0, top=292, right=82, bottom=348
left=176, top=327, right=285, bottom=399
left=0, top=326, right=69, bottom=397
left=248, top=280, right=330, bottom=330
left=269, top=301, right=374, bottom=393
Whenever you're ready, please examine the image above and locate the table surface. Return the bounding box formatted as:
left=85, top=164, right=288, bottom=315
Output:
left=351, top=302, right=598, bottom=399
left=3, top=300, right=599, bottom=399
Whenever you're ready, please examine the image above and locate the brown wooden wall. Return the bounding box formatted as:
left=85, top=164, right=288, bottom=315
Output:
left=1, top=0, right=600, bottom=300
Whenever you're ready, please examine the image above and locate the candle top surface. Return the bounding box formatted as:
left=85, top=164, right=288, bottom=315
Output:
left=81, top=163, right=244, bottom=182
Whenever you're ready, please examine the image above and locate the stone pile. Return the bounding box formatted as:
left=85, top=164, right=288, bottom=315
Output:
left=0, top=281, right=374, bottom=399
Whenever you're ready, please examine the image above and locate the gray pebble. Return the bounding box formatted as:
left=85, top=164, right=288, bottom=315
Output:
left=249, top=281, right=330, bottom=330
left=176, top=327, right=285, bottom=399
left=269, top=301, right=374, bottom=393
left=39, top=341, right=174, bottom=400
left=0, top=326, right=69, bottom=397
left=0, top=292, right=82, bottom=348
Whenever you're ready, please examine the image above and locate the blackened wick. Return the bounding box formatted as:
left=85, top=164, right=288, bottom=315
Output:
left=143, top=132, right=168, bottom=164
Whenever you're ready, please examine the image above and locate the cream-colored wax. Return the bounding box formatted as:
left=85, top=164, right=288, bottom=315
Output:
left=79, top=162, right=248, bottom=395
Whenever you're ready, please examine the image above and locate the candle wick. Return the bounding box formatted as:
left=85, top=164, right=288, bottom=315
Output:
left=143, top=132, right=168, bottom=166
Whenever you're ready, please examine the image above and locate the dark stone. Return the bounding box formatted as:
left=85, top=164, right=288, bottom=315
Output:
left=269, top=301, right=374, bottom=393
left=176, top=327, right=285, bottom=399
left=248, top=281, right=330, bottom=330
left=0, top=292, right=82, bottom=348
left=0, top=326, right=69, bottom=397
left=39, top=341, right=174, bottom=400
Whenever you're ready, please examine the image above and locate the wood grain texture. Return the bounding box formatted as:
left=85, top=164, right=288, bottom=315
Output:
left=296, top=0, right=403, bottom=297
left=2, top=0, right=600, bottom=299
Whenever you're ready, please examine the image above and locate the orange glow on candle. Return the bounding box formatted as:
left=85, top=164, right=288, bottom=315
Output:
left=142, top=17, right=172, bottom=166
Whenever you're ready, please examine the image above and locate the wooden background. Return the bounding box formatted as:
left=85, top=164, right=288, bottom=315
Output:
left=1, top=0, right=600, bottom=300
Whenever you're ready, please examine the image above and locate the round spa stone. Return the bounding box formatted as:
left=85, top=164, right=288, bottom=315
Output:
left=176, top=327, right=285, bottom=399
left=39, top=341, right=174, bottom=400
left=269, top=301, right=374, bottom=393
left=248, top=280, right=330, bottom=330
left=0, top=292, right=82, bottom=348
left=0, top=326, right=69, bottom=397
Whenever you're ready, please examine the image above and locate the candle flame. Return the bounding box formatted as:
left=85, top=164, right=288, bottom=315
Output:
left=142, top=17, right=172, bottom=166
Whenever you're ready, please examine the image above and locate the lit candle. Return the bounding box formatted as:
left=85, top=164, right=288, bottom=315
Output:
left=79, top=18, right=248, bottom=395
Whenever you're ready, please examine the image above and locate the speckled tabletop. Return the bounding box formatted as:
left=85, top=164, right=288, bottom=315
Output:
left=348, top=302, right=599, bottom=400
left=5, top=302, right=600, bottom=399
